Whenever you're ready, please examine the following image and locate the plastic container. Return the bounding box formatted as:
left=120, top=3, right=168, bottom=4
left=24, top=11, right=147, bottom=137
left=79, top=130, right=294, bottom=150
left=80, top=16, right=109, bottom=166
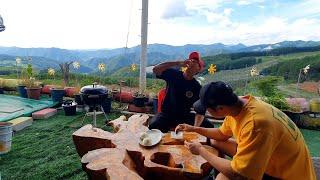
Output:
left=51, top=88, right=65, bottom=103
left=62, top=100, right=77, bottom=116
left=0, top=122, right=13, bottom=154
left=310, top=98, right=320, bottom=113
left=17, top=85, right=28, bottom=98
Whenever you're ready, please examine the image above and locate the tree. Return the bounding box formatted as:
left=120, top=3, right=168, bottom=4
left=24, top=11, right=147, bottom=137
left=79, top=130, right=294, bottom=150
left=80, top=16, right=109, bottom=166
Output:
left=59, top=61, right=73, bottom=86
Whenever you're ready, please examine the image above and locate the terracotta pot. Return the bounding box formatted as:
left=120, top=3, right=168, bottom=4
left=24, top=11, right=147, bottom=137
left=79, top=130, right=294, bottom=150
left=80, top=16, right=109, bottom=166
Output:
left=25, top=87, right=42, bottom=100
left=64, top=87, right=77, bottom=97
left=41, top=85, right=55, bottom=94
left=113, top=91, right=134, bottom=103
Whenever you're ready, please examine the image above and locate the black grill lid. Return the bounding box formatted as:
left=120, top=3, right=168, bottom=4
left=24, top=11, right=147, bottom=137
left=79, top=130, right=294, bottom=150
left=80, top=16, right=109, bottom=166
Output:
left=80, top=83, right=108, bottom=95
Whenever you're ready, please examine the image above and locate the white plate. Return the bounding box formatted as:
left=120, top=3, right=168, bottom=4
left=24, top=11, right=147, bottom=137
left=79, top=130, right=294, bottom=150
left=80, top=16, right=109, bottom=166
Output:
left=139, top=129, right=163, bottom=147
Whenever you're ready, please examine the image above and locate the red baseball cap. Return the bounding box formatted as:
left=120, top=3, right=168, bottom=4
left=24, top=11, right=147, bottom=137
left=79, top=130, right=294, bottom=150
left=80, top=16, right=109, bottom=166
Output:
left=188, top=51, right=205, bottom=72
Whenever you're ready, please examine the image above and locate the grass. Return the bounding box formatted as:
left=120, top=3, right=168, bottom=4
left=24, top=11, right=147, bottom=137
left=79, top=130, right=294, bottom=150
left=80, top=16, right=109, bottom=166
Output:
left=0, top=109, right=319, bottom=179
left=0, top=110, right=121, bottom=180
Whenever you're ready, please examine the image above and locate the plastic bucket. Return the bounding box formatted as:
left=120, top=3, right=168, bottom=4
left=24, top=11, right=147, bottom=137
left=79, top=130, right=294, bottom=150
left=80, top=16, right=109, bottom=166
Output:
left=102, top=97, right=112, bottom=113
left=51, top=89, right=65, bottom=103
left=17, top=85, right=28, bottom=98
left=0, top=122, right=13, bottom=154
left=63, top=104, right=77, bottom=116
left=310, top=98, right=320, bottom=113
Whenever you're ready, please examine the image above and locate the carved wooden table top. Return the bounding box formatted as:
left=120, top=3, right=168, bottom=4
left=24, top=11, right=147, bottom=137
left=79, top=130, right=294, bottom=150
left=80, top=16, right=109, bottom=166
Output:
left=73, top=114, right=218, bottom=180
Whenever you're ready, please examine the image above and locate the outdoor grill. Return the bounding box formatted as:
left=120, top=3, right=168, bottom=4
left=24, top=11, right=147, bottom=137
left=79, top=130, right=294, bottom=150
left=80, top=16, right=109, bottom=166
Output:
left=80, top=83, right=109, bottom=107
left=80, top=83, right=109, bottom=128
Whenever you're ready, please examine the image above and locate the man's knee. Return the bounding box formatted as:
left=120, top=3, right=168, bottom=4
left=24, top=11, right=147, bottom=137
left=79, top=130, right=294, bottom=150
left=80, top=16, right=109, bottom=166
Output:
left=216, top=173, right=230, bottom=180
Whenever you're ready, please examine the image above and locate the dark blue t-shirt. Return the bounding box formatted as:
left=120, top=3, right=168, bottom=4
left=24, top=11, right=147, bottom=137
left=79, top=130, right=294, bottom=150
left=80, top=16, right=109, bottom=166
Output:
left=157, top=68, right=201, bottom=118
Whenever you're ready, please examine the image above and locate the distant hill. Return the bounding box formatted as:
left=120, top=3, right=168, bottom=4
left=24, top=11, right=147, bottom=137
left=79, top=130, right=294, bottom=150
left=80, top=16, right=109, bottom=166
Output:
left=0, top=40, right=320, bottom=72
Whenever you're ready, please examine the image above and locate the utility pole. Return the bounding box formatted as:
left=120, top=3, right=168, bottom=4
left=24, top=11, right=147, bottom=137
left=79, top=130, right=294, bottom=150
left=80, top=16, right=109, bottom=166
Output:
left=139, top=0, right=148, bottom=94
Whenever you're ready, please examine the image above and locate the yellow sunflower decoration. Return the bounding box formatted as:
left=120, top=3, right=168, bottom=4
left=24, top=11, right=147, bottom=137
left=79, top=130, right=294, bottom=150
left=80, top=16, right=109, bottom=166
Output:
left=131, top=64, right=137, bottom=72
left=73, top=61, right=80, bottom=69
left=181, top=67, right=187, bottom=73
left=98, top=63, right=106, bottom=72
left=208, top=64, right=217, bottom=75
left=48, top=68, right=55, bottom=76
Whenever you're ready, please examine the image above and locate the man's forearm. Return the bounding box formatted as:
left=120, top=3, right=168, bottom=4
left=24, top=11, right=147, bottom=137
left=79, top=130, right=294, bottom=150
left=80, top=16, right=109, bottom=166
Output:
left=153, top=61, right=183, bottom=75
left=193, top=127, right=230, bottom=141
left=194, top=114, right=204, bottom=127
left=199, top=147, right=245, bottom=179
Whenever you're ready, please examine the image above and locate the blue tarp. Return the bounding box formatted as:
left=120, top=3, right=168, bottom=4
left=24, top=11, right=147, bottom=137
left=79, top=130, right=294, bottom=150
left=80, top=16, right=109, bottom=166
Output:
left=0, top=94, right=57, bottom=122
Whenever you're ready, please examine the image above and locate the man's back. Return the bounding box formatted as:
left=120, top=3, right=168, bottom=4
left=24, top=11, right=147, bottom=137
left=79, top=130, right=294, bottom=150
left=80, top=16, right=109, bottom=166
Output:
left=220, top=96, right=316, bottom=179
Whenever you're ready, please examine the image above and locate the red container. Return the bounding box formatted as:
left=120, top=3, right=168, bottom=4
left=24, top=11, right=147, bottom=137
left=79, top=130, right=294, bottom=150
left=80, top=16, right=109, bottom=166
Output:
left=41, top=85, right=55, bottom=94
left=64, top=87, right=77, bottom=97
left=113, top=91, right=134, bottom=103
left=157, top=88, right=166, bottom=113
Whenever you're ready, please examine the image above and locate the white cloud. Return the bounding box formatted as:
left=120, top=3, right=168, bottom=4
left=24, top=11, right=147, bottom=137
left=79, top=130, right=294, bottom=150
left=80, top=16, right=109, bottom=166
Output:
left=224, top=8, right=233, bottom=16
left=0, top=0, right=319, bottom=49
left=237, top=0, right=264, bottom=6
left=161, top=0, right=190, bottom=19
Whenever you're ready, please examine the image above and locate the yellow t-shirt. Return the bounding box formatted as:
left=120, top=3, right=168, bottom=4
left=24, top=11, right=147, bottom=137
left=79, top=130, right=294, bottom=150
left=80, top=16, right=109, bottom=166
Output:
left=219, top=96, right=316, bottom=180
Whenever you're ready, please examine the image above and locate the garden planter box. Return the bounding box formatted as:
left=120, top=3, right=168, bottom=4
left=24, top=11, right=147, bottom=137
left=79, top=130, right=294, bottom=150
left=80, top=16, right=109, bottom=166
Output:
left=41, top=85, right=55, bottom=94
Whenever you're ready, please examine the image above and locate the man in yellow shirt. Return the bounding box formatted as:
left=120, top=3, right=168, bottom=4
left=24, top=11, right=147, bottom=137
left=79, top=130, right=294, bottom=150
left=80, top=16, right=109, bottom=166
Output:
left=176, top=81, right=316, bottom=180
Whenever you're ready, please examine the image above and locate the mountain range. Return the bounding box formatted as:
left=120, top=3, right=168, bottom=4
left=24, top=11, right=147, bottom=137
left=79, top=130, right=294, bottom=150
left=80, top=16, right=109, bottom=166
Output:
left=0, top=40, right=319, bottom=73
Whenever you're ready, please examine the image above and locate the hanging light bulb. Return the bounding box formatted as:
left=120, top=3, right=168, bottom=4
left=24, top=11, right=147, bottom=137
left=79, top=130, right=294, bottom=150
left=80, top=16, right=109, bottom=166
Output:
left=0, top=15, right=5, bottom=32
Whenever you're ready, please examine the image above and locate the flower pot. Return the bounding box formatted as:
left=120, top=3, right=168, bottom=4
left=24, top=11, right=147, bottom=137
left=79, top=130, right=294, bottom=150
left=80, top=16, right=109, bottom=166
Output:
left=25, top=87, right=42, bottom=100
left=113, top=91, right=134, bottom=103
left=41, top=85, right=55, bottom=95
left=17, top=85, right=28, bottom=98
left=64, top=87, right=77, bottom=97
left=62, top=100, right=77, bottom=116
left=101, top=96, right=112, bottom=113
left=133, top=96, right=146, bottom=107
left=51, top=88, right=65, bottom=103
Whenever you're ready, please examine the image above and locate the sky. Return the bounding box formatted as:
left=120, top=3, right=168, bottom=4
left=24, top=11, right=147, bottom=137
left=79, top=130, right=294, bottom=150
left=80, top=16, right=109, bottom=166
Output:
left=0, top=0, right=320, bottom=49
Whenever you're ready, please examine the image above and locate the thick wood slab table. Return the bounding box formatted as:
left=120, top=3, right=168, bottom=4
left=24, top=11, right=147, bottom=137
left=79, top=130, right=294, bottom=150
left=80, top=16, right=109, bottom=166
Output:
left=73, top=114, right=218, bottom=180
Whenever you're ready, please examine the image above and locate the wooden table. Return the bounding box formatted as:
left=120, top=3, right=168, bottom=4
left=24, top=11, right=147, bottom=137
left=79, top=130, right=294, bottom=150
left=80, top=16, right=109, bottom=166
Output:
left=73, top=114, right=218, bottom=180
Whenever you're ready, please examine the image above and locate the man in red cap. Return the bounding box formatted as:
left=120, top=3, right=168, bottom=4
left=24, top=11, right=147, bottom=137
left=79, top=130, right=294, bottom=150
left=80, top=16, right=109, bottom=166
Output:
left=149, top=51, right=214, bottom=132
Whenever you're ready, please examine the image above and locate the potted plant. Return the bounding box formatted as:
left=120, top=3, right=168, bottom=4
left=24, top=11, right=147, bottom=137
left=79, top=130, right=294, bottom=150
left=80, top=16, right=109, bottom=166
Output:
left=17, top=67, right=28, bottom=98
left=254, top=77, right=301, bottom=125
left=25, top=64, right=42, bottom=100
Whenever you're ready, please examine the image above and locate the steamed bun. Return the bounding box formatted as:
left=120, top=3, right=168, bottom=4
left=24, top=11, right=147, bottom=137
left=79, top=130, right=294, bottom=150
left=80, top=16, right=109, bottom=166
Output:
left=140, top=132, right=148, bottom=141
left=142, top=137, right=152, bottom=146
